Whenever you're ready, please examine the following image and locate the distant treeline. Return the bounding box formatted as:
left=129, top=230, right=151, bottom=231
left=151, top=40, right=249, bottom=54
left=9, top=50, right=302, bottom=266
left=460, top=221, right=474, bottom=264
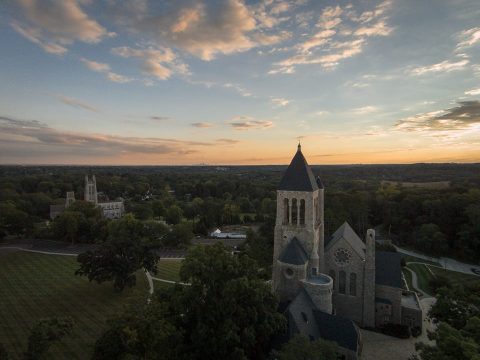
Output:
left=0, top=163, right=479, bottom=263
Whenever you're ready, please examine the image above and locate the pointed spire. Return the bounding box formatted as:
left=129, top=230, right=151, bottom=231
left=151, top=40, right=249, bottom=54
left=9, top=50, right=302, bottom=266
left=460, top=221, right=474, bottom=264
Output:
left=279, top=143, right=318, bottom=191
left=297, top=141, right=301, bottom=152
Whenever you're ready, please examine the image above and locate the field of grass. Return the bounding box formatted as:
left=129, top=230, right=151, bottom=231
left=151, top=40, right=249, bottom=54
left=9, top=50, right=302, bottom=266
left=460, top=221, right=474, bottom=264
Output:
left=430, top=267, right=480, bottom=288
left=155, top=259, right=182, bottom=282
left=0, top=251, right=148, bottom=359
left=402, top=268, right=413, bottom=291
left=407, top=263, right=435, bottom=295
left=402, top=254, right=440, bottom=266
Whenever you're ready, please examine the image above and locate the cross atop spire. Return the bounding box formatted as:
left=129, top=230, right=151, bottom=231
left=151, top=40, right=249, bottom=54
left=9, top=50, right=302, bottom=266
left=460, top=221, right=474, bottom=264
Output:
left=278, top=144, right=318, bottom=192
left=298, top=141, right=301, bottom=152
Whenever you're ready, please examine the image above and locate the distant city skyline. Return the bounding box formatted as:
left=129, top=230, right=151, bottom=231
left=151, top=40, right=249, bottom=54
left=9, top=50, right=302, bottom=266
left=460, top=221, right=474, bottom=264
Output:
left=1, top=0, right=479, bottom=165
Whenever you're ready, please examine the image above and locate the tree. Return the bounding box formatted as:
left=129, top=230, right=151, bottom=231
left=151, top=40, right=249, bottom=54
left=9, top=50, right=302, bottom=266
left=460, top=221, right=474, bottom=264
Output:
left=0, top=343, right=9, bottom=360
left=166, top=205, right=183, bottom=225
left=25, top=317, right=73, bottom=360
left=93, top=296, right=183, bottom=360
left=177, top=243, right=286, bottom=359
left=163, top=222, right=193, bottom=248
left=76, top=214, right=159, bottom=291
left=53, top=211, right=82, bottom=245
left=276, top=334, right=337, bottom=360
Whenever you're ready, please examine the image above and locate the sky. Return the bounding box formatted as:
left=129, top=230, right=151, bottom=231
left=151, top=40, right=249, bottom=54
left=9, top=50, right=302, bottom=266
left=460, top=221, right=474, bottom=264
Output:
left=1, top=0, right=480, bottom=165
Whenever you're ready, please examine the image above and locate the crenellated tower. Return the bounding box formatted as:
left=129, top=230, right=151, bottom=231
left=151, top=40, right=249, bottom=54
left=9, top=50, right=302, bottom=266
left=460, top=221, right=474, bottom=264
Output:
left=84, top=175, right=98, bottom=204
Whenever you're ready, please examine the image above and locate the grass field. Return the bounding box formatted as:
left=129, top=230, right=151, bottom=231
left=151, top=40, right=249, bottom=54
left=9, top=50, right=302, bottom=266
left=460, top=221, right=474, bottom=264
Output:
left=0, top=251, right=148, bottom=359
left=430, top=266, right=480, bottom=288
left=402, top=254, right=440, bottom=266
left=407, top=263, right=435, bottom=295
left=402, top=268, right=413, bottom=291
left=155, top=259, right=182, bottom=282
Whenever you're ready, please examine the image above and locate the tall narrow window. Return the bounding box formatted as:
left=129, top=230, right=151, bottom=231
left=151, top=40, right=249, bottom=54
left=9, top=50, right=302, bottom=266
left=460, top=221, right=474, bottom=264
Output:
left=291, top=198, right=298, bottom=225
left=283, top=198, right=289, bottom=225
left=349, top=273, right=357, bottom=296
left=339, top=271, right=346, bottom=294
left=329, top=270, right=336, bottom=290
left=299, top=199, right=305, bottom=225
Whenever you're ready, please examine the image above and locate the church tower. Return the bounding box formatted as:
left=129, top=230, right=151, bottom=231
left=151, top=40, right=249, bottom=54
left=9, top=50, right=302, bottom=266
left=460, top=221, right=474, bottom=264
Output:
left=84, top=175, right=98, bottom=204
left=272, top=144, right=326, bottom=303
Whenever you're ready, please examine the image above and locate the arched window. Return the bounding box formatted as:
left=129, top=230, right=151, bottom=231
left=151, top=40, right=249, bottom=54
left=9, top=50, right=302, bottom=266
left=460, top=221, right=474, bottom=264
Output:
left=291, top=198, right=298, bottom=225
left=329, top=270, right=336, bottom=290
left=339, top=270, right=346, bottom=294
left=299, top=199, right=305, bottom=225
left=283, top=198, right=289, bottom=225
left=350, top=273, right=357, bottom=296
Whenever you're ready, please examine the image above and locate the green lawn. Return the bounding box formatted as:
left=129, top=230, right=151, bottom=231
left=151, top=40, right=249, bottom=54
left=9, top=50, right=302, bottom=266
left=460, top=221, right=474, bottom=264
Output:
left=155, top=259, right=182, bottom=282
left=402, top=268, right=413, bottom=291
left=402, top=254, right=440, bottom=266
left=429, top=266, right=480, bottom=288
left=406, top=263, right=435, bottom=295
left=0, top=251, right=148, bottom=359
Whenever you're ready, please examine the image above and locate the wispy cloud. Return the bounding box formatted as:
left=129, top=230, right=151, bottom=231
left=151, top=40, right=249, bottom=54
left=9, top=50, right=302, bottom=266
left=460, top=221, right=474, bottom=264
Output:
left=352, top=105, right=379, bottom=114
left=191, top=122, right=214, bottom=128
left=151, top=116, right=171, bottom=121
left=57, top=95, right=99, bottom=113
left=395, top=101, right=480, bottom=132
left=80, top=57, right=132, bottom=83
left=409, top=59, right=469, bottom=75
left=12, top=0, right=114, bottom=55
left=270, top=1, right=393, bottom=73
left=228, top=116, right=274, bottom=130
left=465, top=88, right=480, bottom=96
left=456, top=27, right=480, bottom=49
left=112, top=46, right=188, bottom=81
left=271, top=97, right=290, bottom=107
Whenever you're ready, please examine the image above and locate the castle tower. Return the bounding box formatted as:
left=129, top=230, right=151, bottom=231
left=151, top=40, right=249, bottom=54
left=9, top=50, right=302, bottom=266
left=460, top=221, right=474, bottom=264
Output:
left=272, top=144, right=326, bottom=302
left=362, top=229, right=376, bottom=327
left=84, top=175, right=98, bottom=204
left=65, top=191, right=75, bottom=208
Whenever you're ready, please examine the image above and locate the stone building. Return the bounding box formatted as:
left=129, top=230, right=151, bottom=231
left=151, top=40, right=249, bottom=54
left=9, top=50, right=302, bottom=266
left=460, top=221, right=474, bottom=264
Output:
left=50, top=176, right=124, bottom=220
left=84, top=175, right=124, bottom=219
left=273, top=145, right=422, bottom=359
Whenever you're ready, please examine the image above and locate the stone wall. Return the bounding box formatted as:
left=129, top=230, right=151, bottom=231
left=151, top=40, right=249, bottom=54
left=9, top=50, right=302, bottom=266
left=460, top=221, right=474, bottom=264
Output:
left=375, top=284, right=402, bottom=325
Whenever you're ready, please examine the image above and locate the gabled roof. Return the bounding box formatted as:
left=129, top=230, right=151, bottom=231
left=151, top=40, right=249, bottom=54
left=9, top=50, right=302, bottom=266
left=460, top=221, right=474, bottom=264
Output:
left=325, top=221, right=366, bottom=259
left=279, top=237, right=308, bottom=265
left=286, top=289, right=359, bottom=352
left=312, top=310, right=359, bottom=352
left=375, top=251, right=402, bottom=288
left=278, top=144, right=320, bottom=192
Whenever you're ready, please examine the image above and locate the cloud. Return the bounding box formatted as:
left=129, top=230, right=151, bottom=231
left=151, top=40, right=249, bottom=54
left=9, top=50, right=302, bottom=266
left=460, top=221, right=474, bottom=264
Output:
left=12, top=0, right=113, bottom=55
left=115, top=0, right=289, bottom=61
left=352, top=105, right=379, bottom=114
left=80, top=58, right=110, bottom=72
left=228, top=116, right=274, bottom=130
left=395, top=101, right=480, bottom=132
left=80, top=57, right=132, bottom=83
left=271, top=97, right=290, bottom=107
left=112, top=46, right=188, bottom=80
left=409, top=59, right=469, bottom=75
left=270, top=1, right=393, bottom=73
left=465, top=88, right=480, bottom=96
left=223, top=83, right=252, bottom=97
left=150, top=116, right=171, bottom=121
left=191, top=122, right=214, bottom=128
left=57, top=95, right=99, bottom=113
left=0, top=115, right=235, bottom=161
left=457, top=27, right=480, bottom=49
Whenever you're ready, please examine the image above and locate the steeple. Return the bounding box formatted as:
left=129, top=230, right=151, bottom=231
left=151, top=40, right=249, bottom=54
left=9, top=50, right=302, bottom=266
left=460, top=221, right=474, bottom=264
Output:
left=279, top=144, right=318, bottom=192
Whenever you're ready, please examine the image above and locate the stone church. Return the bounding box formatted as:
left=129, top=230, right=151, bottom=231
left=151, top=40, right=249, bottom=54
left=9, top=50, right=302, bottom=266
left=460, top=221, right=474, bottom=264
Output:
left=273, top=145, right=423, bottom=360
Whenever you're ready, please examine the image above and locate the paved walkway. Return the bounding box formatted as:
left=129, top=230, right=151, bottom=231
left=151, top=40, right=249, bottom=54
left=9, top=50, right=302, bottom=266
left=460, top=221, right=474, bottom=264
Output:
left=395, top=245, right=480, bottom=276
left=404, top=266, right=431, bottom=297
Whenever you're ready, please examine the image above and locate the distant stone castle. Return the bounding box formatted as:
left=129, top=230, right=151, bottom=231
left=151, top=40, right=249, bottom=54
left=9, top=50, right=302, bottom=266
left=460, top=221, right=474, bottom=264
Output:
left=50, top=175, right=124, bottom=220
left=273, top=145, right=423, bottom=360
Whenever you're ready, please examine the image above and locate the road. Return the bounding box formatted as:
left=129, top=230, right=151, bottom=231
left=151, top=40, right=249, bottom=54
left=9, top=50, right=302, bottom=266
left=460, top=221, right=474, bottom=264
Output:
left=394, top=245, right=480, bottom=277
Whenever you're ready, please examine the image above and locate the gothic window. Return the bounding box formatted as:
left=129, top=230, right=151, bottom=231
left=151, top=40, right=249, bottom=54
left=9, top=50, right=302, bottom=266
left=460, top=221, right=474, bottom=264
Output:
left=329, top=270, right=336, bottom=290
left=299, top=199, right=305, bottom=225
left=339, top=270, right=346, bottom=294
left=350, top=273, right=357, bottom=296
left=284, top=268, right=294, bottom=278
left=283, top=198, right=289, bottom=225
left=291, top=198, right=298, bottom=225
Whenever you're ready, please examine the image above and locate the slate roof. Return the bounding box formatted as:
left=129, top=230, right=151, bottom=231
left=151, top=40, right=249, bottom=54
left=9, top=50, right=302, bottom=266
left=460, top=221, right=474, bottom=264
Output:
left=279, top=237, right=308, bottom=265
left=325, top=221, right=366, bottom=258
left=286, top=289, right=359, bottom=352
left=312, top=310, right=359, bottom=352
left=278, top=145, right=320, bottom=192
left=375, top=251, right=402, bottom=288
left=375, top=297, right=392, bottom=305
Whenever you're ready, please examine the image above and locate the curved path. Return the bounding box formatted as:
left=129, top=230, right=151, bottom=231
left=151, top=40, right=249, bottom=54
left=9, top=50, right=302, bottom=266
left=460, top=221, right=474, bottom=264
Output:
left=404, top=266, right=432, bottom=298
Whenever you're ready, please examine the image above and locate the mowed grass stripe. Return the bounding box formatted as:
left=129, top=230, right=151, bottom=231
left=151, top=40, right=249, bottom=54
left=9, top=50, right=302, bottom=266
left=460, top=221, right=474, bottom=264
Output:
left=155, top=260, right=183, bottom=281
left=0, top=252, right=148, bottom=359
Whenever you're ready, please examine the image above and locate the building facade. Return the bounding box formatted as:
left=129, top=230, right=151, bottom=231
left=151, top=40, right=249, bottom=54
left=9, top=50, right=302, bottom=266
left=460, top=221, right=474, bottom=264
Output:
left=273, top=145, right=422, bottom=358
